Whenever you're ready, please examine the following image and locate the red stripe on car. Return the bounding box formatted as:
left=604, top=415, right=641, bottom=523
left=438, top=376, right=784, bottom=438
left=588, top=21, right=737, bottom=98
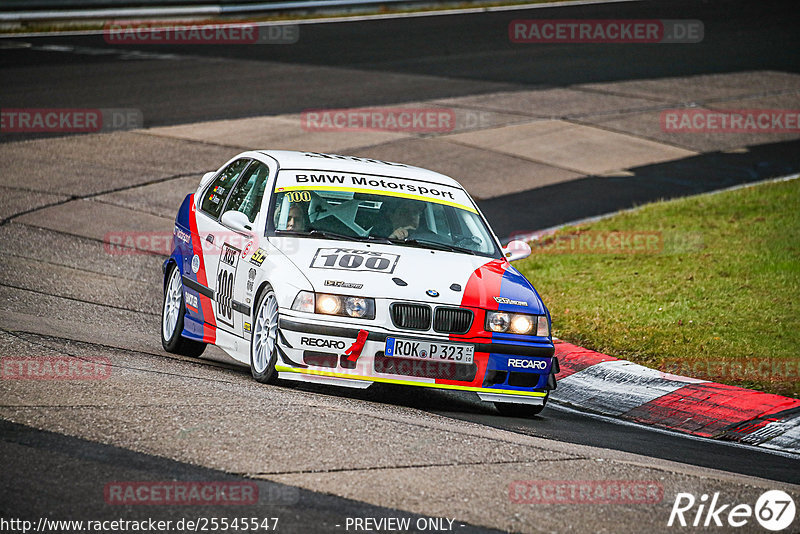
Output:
left=434, top=260, right=508, bottom=387
left=188, top=195, right=217, bottom=343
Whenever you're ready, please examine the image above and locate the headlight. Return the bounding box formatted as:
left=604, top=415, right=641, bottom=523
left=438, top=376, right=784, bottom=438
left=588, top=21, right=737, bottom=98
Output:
left=487, top=312, right=510, bottom=332
left=345, top=297, right=370, bottom=318
left=317, top=294, right=341, bottom=315
left=486, top=311, right=548, bottom=336
left=536, top=315, right=550, bottom=337
left=510, top=314, right=534, bottom=334
left=291, top=291, right=315, bottom=313
left=292, top=291, right=375, bottom=320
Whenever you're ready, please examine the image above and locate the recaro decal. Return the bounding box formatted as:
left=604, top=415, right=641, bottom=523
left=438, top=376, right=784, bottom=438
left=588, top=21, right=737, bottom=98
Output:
left=508, top=358, right=548, bottom=370
left=300, top=337, right=347, bottom=350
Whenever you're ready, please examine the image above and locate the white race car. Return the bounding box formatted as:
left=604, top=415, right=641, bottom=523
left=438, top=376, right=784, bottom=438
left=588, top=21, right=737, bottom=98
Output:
left=162, top=151, right=557, bottom=416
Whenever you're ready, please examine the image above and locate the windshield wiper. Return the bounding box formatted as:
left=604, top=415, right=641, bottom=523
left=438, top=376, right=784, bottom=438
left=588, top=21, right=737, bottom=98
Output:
left=275, top=229, right=353, bottom=241
left=276, top=230, right=477, bottom=253
left=392, top=237, right=478, bottom=255
left=275, top=229, right=388, bottom=243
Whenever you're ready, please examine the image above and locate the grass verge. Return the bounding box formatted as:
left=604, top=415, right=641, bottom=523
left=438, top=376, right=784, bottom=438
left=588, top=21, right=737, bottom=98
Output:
left=515, top=177, right=800, bottom=397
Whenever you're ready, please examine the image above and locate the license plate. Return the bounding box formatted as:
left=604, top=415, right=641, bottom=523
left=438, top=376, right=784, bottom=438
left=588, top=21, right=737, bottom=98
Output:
left=385, top=338, right=474, bottom=364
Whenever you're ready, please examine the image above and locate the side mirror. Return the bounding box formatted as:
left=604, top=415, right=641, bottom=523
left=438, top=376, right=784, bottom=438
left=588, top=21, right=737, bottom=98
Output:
left=199, top=171, right=216, bottom=189
left=503, top=239, right=531, bottom=262
left=220, top=210, right=252, bottom=234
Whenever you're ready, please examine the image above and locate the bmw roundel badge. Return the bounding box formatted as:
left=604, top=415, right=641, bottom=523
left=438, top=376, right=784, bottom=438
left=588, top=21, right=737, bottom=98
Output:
left=426, top=289, right=439, bottom=297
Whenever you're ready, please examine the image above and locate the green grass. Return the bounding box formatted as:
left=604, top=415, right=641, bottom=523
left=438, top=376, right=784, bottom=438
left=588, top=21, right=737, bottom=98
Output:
left=515, top=178, right=800, bottom=397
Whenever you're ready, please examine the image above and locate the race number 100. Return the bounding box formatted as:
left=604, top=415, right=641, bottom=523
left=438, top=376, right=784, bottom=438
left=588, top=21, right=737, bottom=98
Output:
left=309, top=248, right=399, bottom=274
left=286, top=190, right=312, bottom=202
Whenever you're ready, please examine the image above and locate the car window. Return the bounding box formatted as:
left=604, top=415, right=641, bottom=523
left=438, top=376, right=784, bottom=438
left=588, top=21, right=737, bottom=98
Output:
left=199, top=159, right=250, bottom=219
left=222, top=162, right=270, bottom=223
left=270, top=188, right=500, bottom=258
left=428, top=203, right=452, bottom=239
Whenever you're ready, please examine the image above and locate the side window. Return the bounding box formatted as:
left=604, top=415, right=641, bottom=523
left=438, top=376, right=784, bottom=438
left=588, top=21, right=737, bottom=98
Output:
left=222, top=162, right=270, bottom=223
left=200, top=159, right=250, bottom=219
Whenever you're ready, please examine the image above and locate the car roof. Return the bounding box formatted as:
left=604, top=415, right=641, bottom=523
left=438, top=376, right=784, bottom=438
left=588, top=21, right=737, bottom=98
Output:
left=255, top=150, right=463, bottom=189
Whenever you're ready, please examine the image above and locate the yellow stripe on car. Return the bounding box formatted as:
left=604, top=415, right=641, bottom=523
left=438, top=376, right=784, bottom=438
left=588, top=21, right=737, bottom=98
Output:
left=275, top=365, right=548, bottom=397
left=276, top=185, right=478, bottom=213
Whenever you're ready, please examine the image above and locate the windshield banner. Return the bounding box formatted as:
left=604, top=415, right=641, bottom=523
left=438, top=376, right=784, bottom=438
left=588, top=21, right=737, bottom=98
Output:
left=274, top=170, right=477, bottom=213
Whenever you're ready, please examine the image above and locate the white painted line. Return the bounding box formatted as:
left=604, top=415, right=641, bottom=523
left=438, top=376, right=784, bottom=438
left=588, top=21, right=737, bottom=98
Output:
left=553, top=359, right=703, bottom=416
left=754, top=415, right=800, bottom=455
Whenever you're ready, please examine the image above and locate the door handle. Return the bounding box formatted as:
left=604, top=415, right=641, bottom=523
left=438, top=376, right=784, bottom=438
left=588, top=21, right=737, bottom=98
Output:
left=206, top=234, right=214, bottom=244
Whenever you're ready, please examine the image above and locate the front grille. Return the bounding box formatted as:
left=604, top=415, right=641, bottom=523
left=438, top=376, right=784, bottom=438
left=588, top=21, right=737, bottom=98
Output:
left=433, top=307, right=473, bottom=334
left=390, top=303, right=431, bottom=330
left=374, top=352, right=477, bottom=382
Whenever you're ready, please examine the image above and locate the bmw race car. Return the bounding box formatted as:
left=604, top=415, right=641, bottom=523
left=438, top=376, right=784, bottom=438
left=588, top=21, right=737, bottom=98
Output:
left=162, top=151, right=558, bottom=416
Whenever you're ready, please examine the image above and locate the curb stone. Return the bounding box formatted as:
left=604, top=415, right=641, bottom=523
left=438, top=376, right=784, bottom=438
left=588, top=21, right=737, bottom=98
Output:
left=550, top=340, right=800, bottom=455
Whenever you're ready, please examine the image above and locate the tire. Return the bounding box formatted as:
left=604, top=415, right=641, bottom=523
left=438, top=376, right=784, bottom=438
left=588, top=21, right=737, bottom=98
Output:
left=161, top=263, right=206, bottom=357
left=250, top=284, right=279, bottom=384
left=494, top=394, right=548, bottom=418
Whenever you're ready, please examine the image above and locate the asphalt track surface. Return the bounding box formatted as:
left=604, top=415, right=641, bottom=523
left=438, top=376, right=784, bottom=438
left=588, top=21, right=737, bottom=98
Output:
left=1, top=0, right=800, bottom=531
left=3, top=0, right=799, bottom=124
left=3, top=0, right=800, bottom=234
left=0, top=420, right=501, bottom=533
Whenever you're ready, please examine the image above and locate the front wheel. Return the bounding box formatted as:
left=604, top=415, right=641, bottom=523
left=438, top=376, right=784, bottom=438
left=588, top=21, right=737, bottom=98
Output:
left=250, top=284, right=279, bottom=384
left=161, top=263, right=206, bottom=357
left=494, top=394, right=548, bottom=418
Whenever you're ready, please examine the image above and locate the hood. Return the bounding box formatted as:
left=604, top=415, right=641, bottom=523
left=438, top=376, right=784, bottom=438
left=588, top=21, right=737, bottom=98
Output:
left=271, top=237, right=545, bottom=313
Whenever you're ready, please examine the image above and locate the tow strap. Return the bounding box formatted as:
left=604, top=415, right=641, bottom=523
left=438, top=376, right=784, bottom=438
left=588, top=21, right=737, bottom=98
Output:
left=344, top=329, right=369, bottom=362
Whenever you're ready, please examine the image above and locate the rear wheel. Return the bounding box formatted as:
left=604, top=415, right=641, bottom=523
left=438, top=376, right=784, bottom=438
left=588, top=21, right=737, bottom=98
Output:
left=494, top=394, right=548, bottom=418
left=161, top=263, right=206, bottom=357
left=250, top=285, right=279, bottom=384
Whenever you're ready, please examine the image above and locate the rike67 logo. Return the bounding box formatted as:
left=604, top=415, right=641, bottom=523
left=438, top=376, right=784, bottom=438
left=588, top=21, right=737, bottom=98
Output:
left=668, top=490, right=796, bottom=531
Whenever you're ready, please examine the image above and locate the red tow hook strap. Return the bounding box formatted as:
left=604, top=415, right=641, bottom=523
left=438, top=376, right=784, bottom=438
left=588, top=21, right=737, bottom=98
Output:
left=345, top=329, right=369, bottom=362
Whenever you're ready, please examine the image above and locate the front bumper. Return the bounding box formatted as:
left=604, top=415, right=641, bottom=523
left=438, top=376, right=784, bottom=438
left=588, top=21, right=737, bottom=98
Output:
left=275, top=314, right=557, bottom=399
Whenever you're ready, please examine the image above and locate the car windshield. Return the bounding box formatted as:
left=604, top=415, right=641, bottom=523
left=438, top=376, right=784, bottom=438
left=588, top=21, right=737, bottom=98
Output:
left=269, top=184, right=501, bottom=258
